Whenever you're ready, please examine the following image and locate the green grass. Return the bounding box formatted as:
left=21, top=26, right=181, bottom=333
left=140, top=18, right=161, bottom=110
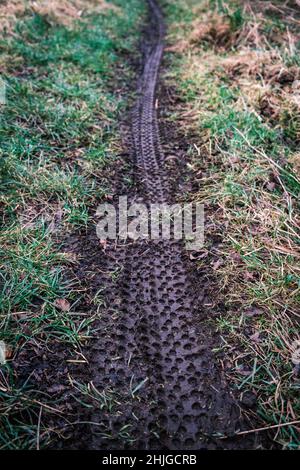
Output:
left=0, top=0, right=145, bottom=449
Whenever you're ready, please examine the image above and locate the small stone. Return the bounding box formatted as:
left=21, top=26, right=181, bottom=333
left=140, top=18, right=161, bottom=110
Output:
left=240, top=390, right=257, bottom=409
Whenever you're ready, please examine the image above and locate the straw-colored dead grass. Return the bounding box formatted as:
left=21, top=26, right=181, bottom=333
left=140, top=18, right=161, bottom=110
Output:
left=0, top=0, right=119, bottom=34
left=167, top=12, right=232, bottom=53
left=30, top=0, right=85, bottom=26
left=31, top=0, right=120, bottom=27
left=288, top=152, right=300, bottom=178
left=168, top=0, right=300, bottom=55
left=218, top=51, right=300, bottom=84
left=189, top=13, right=232, bottom=46
left=0, top=0, right=26, bottom=33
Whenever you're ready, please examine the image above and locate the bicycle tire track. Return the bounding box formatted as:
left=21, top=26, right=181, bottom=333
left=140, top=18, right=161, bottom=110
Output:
left=86, top=0, right=254, bottom=450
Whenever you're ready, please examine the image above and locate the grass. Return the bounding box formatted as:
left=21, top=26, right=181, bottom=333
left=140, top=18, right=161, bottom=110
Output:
left=0, top=0, right=145, bottom=449
left=163, top=0, right=300, bottom=449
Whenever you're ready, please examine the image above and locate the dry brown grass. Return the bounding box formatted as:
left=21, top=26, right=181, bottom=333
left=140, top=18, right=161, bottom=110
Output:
left=0, top=0, right=26, bottom=33
left=31, top=0, right=120, bottom=27
left=0, top=0, right=119, bottom=34
left=168, top=0, right=300, bottom=54
left=167, top=12, right=232, bottom=53
left=188, top=13, right=232, bottom=46
left=288, top=152, right=300, bottom=178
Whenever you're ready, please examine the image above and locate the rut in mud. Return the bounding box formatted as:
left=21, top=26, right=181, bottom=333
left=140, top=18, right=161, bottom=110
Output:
left=77, top=0, right=256, bottom=450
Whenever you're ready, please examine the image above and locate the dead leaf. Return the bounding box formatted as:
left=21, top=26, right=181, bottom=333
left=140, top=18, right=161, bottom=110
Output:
left=190, top=250, right=208, bottom=260
left=48, top=384, right=67, bottom=394
left=236, top=365, right=252, bottom=376
left=231, top=251, right=242, bottom=263
left=229, top=155, right=240, bottom=164
left=0, top=341, right=7, bottom=365
left=62, top=252, right=78, bottom=263
left=54, top=298, right=70, bottom=312
left=267, top=182, right=275, bottom=191
left=212, top=258, right=222, bottom=270
left=99, top=239, right=107, bottom=249
left=250, top=331, right=261, bottom=343
left=5, top=345, right=13, bottom=359
left=243, top=271, right=255, bottom=281
left=0, top=341, right=12, bottom=364
left=244, top=306, right=263, bottom=317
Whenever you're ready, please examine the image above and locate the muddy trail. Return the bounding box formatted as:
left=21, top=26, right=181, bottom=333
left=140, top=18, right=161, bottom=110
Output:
left=63, top=0, right=259, bottom=450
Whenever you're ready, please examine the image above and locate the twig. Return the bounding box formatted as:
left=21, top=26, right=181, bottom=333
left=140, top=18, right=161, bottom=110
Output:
left=37, top=405, right=43, bottom=450
left=236, top=419, right=300, bottom=436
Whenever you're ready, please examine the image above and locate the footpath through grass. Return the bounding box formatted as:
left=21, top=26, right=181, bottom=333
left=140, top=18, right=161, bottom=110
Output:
left=164, top=0, right=300, bottom=449
left=0, top=0, right=145, bottom=449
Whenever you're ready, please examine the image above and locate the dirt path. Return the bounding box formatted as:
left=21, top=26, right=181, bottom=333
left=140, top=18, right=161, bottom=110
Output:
left=74, top=0, right=256, bottom=450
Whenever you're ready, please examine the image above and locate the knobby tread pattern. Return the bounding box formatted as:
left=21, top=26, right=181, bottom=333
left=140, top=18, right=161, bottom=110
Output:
left=87, top=0, right=253, bottom=450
